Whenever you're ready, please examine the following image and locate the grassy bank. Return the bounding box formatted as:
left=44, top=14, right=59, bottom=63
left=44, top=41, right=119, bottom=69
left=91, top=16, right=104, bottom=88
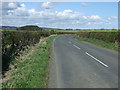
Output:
left=2, top=35, right=57, bottom=88
left=75, top=36, right=119, bottom=52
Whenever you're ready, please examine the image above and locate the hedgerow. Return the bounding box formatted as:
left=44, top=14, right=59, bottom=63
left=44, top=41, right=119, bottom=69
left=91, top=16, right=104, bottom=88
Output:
left=77, top=31, right=120, bottom=43
left=2, top=30, right=50, bottom=73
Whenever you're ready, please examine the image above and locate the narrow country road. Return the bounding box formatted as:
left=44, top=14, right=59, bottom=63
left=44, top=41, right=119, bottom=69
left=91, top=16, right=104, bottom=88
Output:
left=48, top=35, right=118, bottom=88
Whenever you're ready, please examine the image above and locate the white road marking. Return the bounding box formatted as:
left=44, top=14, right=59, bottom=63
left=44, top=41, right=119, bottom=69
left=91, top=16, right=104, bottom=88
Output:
left=73, top=44, right=81, bottom=50
left=85, top=52, right=109, bottom=68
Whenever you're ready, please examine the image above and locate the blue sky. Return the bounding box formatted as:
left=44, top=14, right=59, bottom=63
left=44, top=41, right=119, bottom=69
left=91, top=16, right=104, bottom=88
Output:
left=1, top=2, right=118, bottom=29
left=21, top=2, right=118, bottom=17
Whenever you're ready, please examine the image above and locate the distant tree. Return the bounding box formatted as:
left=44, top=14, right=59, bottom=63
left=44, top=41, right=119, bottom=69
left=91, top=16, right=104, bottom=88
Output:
left=16, top=25, right=42, bottom=31
left=112, top=28, right=116, bottom=30
left=76, top=29, right=81, bottom=31
left=100, top=28, right=104, bottom=30
left=66, top=29, right=73, bottom=30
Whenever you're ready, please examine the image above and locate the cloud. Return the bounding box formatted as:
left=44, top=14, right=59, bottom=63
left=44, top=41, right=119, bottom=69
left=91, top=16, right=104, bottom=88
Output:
left=57, top=9, right=74, bottom=19
left=88, top=15, right=102, bottom=20
left=41, top=2, right=53, bottom=9
left=57, top=9, right=84, bottom=20
left=1, top=2, right=21, bottom=15
left=11, top=4, right=29, bottom=16
left=108, top=16, right=118, bottom=20
left=35, top=23, right=40, bottom=25
left=1, top=2, right=118, bottom=29
left=2, top=2, right=20, bottom=10
left=3, top=3, right=29, bottom=18
left=80, top=3, right=88, bottom=7
left=8, top=2, right=18, bottom=9
left=63, top=9, right=73, bottom=13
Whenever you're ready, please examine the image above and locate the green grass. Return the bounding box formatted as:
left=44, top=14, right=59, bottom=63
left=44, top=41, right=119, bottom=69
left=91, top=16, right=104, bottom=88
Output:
left=75, top=36, right=119, bottom=52
left=2, top=35, right=57, bottom=88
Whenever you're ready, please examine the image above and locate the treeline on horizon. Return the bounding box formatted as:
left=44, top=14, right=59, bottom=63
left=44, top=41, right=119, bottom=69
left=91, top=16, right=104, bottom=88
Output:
left=1, top=25, right=118, bottom=31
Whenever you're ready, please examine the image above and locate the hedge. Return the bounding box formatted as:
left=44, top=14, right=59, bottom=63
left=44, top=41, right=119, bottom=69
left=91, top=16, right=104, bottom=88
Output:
left=2, top=30, right=50, bottom=73
left=77, top=31, right=120, bottom=43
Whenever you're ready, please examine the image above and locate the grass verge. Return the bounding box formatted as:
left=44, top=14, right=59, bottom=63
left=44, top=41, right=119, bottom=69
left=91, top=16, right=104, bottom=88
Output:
left=75, top=36, right=119, bottom=52
left=2, top=35, right=57, bottom=88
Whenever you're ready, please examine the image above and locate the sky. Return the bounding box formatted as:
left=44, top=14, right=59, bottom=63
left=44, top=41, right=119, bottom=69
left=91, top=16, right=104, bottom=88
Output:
left=1, top=2, right=118, bottom=29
